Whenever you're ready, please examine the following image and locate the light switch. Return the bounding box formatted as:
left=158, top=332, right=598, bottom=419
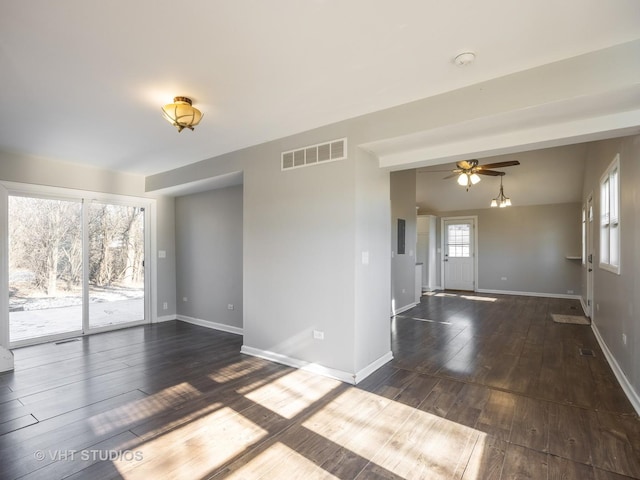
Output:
left=362, top=251, right=369, bottom=265
left=158, top=250, right=166, bottom=258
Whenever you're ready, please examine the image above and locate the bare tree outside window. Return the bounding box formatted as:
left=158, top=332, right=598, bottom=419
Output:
left=9, top=196, right=145, bottom=342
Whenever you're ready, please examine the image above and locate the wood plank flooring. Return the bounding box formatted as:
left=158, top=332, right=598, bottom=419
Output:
left=0, top=293, right=638, bottom=479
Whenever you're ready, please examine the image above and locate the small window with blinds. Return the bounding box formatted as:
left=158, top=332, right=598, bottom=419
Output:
left=281, top=138, right=347, bottom=171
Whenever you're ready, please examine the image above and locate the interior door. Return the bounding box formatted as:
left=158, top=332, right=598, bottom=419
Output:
left=443, top=218, right=475, bottom=291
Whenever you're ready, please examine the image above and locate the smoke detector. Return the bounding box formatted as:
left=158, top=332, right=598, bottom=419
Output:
left=454, top=52, right=476, bottom=66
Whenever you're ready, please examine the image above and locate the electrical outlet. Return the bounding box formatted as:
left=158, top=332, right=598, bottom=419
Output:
left=501, top=277, right=507, bottom=281
left=183, top=297, right=188, bottom=302
left=313, top=330, right=324, bottom=340
left=227, top=304, right=234, bottom=310
left=622, top=333, right=627, bottom=346
left=162, top=302, right=168, bottom=310
left=567, top=290, right=574, bottom=294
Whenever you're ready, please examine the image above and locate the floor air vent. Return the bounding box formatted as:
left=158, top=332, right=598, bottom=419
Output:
left=55, top=338, right=81, bottom=345
left=282, top=138, right=347, bottom=171
left=579, top=348, right=595, bottom=357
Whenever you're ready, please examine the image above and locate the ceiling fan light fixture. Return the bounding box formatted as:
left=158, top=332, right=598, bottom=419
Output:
left=457, top=173, right=469, bottom=186
left=161, top=96, right=203, bottom=132
left=470, top=173, right=481, bottom=185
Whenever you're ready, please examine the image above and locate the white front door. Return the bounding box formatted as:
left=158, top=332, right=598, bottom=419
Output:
left=443, top=218, right=475, bottom=291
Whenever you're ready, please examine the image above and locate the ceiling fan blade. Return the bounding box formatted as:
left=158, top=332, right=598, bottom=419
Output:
left=477, top=160, right=520, bottom=169
left=443, top=173, right=460, bottom=179
left=476, top=170, right=504, bottom=176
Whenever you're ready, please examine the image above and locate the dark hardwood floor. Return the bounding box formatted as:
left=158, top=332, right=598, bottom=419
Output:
left=0, top=293, right=639, bottom=479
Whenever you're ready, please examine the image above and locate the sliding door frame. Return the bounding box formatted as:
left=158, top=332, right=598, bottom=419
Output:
left=0, top=181, right=156, bottom=348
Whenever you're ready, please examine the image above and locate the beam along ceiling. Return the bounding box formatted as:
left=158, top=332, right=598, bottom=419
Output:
left=1, top=1, right=639, bottom=176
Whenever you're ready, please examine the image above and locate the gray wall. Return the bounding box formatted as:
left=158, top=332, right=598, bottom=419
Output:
left=581, top=134, right=640, bottom=401
left=354, top=149, right=392, bottom=372
left=143, top=42, right=637, bottom=380
left=175, top=185, right=243, bottom=329
left=390, top=170, right=417, bottom=312
left=432, top=203, right=582, bottom=296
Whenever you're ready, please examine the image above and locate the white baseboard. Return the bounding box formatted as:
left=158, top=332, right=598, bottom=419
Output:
left=0, top=346, right=14, bottom=373
left=355, top=351, right=394, bottom=384
left=177, top=315, right=243, bottom=336
left=240, top=345, right=394, bottom=385
left=393, top=302, right=418, bottom=316
left=579, top=297, right=589, bottom=316
left=154, top=315, right=176, bottom=323
left=476, top=288, right=581, bottom=300
left=240, top=345, right=356, bottom=383
left=591, top=322, right=640, bottom=416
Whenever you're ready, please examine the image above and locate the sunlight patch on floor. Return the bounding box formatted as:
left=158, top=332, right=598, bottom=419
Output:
left=428, top=292, right=497, bottom=303
left=227, top=442, right=341, bottom=479
left=461, top=295, right=497, bottom=302
left=114, top=406, right=268, bottom=479
left=89, top=382, right=200, bottom=435
left=303, top=387, right=489, bottom=480
left=208, top=357, right=269, bottom=383
left=244, top=369, right=341, bottom=419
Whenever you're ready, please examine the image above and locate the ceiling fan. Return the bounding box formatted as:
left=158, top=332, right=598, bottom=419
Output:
left=443, top=159, right=520, bottom=190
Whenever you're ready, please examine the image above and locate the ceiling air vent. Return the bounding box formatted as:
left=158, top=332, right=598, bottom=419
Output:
left=281, top=138, right=347, bottom=171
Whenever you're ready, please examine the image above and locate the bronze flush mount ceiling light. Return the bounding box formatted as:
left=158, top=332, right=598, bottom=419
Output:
left=161, top=96, right=203, bottom=132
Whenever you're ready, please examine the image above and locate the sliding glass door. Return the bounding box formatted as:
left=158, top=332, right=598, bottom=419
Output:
left=9, top=196, right=83, bottom=342
left=7, top=192, right=149, bottom=346
left=88, top=203, right=145, bottom=329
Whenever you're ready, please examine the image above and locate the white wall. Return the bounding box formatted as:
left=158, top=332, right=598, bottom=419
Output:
left=175, top=185, right=243, bottom=331
left=581, top=134, right=640, bottom=409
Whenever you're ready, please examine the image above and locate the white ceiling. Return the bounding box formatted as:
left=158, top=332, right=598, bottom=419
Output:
left=415, top=144, right=588, bottom=213
left=1, top=1, right=639, bottom=176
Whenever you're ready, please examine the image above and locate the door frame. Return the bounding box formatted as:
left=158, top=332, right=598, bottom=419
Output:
left=585, top=192, right=594, bottom=318
left=440, top=216, right=479, bottom=291
left=0, top=181, right=155, bottom=348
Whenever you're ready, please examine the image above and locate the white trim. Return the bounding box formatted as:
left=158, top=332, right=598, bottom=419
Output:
left=393, top=301, right=418, bottom=316
left=0, top=185, right=11, bottom=372
left=476, top=288, right=581, bottom=300
left=591, top=323, right=640, bottom=416
left=154, top=314, right=176, bottom=323
left=177, top=315, right=243, bottom=335
left=579, top=297, right=589, bottom=317
left=0, top=346, right=14, bottom=372
left=240, top=345, right=357, bottom=384
left=10, top=330, right=83, bottom=349
left=354, top=351, right=394, bottom=384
